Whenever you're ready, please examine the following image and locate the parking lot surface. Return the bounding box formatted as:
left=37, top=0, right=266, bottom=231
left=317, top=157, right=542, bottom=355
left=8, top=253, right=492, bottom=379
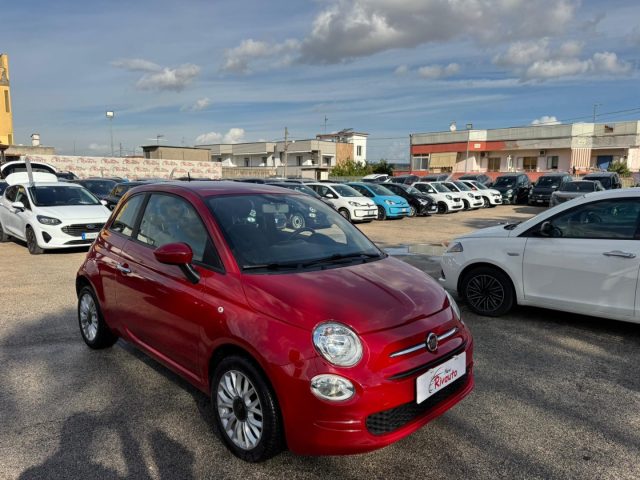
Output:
left=1, top=205, right=639, bottom=479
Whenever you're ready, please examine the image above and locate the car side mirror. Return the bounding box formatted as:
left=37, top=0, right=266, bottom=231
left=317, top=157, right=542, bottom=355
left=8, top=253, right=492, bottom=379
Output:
left=324, top=193, right=336, bottom=199
left=100, top=199, right=108, bottom=206
left=540, top=221, right=553, bottom=236
left=11, top=201, right=25, bottom=212
left=154, top=242, right=200, bottom=284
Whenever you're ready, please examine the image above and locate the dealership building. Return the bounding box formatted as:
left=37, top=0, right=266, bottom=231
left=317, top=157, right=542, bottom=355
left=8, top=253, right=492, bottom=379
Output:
left=409, top=121, right=640, bottom=175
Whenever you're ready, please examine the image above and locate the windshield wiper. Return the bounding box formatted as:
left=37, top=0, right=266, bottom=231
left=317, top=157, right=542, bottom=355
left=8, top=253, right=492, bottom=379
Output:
left=504, top=222, right=522, bottom=230
left=301, top=252, right=383, bottom=268
left=241, top=261, right=303, bottom=271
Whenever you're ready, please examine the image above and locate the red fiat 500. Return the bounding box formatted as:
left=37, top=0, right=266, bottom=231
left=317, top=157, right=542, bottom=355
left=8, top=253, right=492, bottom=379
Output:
left=76, top=181, right=474, bottom=462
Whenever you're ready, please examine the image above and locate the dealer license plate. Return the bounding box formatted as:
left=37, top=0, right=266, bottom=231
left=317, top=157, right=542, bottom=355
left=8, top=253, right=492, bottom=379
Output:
left=416, top=352, right=466, bottom=404
left=537, top=199, right=544, bottom=203
left=81, top=232, right=98, bottom=240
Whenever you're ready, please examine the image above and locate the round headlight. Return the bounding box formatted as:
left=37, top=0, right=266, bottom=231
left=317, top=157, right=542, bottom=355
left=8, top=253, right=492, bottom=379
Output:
left=313, top=322, right=363, bottom=367
left=446, top=194, right=452, bottom=200
left=310, top=374, right=355, bottom=401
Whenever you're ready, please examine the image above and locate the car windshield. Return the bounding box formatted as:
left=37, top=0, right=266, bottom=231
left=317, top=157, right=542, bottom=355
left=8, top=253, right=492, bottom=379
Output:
left=470, top=182, right=488, bottom=190
left=494, top=177, right=516, bottom=187
left=561, top=181, right=596, bottom=192
left=452, top=181, right=472, bottom=191
left=585, top=176, right=611, bottom=188
left=207, top=194, right=382, bottom=272
left=404, top=185, right=422, bottom=195
left=431, top=183, right=452, bottom=193
left=366, top=184, right=394, bottom=196
left=332, top=185, right=362, bottom=197
left=276, top=183, right=321, bottom=198
left=81, top=180, right=117, bottom=195
left=28, top=185, right=100, bottom=206
left=537, top=177, right=563, bottom=187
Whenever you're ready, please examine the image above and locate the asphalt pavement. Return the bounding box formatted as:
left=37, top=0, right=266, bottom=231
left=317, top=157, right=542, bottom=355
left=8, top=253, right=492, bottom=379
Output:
left=1, top=217, right=639, bottom=479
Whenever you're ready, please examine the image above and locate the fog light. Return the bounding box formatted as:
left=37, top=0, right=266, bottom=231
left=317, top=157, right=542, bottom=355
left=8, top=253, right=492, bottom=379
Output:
left=310, top=374, right=355, bottom=402
left=42, top=232, right=52, bottom=243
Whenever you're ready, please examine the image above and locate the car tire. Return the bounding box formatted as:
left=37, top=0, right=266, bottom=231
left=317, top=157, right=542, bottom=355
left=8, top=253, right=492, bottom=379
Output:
left=77, top=286, right=118, bottom=349
left=0, top=221, right=10, bottom=242
left=482, top=197, right=489, bottom=208
left=26, top=226, right=44, bottom=255
left=289, top=213, right=305, bottom=230
left=338, top=208, right=351, bottom=222
left=437, top=202, right=448, bottom=214
left=211, top=355, right=284, bottom=462
left=462, top=200, right=470, bottom=210
left=408, top=205, right=417, bottom=217
left=461, top=266, right=515, bottom=317
left=377, top=206, right=387, bottom=220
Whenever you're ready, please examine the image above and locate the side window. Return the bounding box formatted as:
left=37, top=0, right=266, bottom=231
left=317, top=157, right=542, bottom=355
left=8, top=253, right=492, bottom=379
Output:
left=5, top=185, right=18, bottom=202
left=136, top=194, right=222, bottom=269
left=111, top=194, right=145, bottom=237
left=16, top=187, right=31, bottom=210
left=540, top=199, right=640, bottom=240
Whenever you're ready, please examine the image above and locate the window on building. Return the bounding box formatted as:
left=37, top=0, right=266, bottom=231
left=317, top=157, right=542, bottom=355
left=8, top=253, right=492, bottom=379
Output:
left=411, top=155, right=429, bottom=171
left=523, top=157, right=538, bottom=171
left=244, top=158, right=250, bottom=167
left=487, top=157, right=500, bottom=172
left=216, top=157, right=222, bottom=162
left=297, top=155, right=302, bottom=166
left=323, top=156, right=332, bottom=166
left=547, top=156, right=559, bottom=169
left=357, top=145, right=362, bottom=156
left=4, top=91, right=9, bottom=113
left=261, top=156, right=267, bottom=165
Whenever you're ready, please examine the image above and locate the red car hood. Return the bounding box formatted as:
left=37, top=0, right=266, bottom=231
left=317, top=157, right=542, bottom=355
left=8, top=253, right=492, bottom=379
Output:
left=241, top=256, right=447, bottom=334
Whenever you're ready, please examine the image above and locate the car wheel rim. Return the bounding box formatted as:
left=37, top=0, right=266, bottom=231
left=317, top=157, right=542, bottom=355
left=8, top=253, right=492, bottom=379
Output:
left=409, top=206, right=416, bottom=217
left=377, top=207, right=385, bottom=219
left=79, top=293, right=99, bottom=341
left=339, top=210, right=349, bottom=220
left=27, top=229, right=36, bottom=252
left=466, top=275, right=505, bottom=313
left=217, top=370, right=263, bottom=451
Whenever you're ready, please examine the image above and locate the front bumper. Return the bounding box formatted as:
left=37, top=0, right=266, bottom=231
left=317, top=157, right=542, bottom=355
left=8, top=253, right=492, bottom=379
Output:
left=489, top=195, right=502, bottom=205
left=387, top=205, right=410, bottom=217
left=272, top=314, right=474, bottom=455
left=353, top=208, right=377, bottom=220
left=35, top=222, right=104, bottom=249
left=528, top=194, right=551, bottom=205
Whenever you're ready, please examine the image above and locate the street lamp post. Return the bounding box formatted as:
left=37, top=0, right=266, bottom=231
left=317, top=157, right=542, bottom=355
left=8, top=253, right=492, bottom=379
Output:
left=464, top=123, right=473, bottom=173
left=106, top=111, right=114, bottom=157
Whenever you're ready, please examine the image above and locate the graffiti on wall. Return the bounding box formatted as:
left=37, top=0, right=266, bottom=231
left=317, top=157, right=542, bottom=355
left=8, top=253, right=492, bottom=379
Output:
left=25, top=155, right=222, bottom=180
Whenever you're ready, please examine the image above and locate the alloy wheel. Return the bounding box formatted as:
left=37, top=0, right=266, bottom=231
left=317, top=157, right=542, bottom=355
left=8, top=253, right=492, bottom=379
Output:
left=79, top=292, right=99, bottom=342
left=465, top=274, right=505, bottom=313
left=217, top=370, right=264, bottom=451
left=408, top=206, right=417, bottom=217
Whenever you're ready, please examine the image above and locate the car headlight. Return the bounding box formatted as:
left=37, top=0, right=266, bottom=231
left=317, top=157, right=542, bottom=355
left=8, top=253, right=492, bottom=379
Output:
left=384, top=200, right=395, bottom=205
left=418, top=199, right=428, bottom=205
left=446, top=195, right=453, bottom=200
left=467, top=193, right=474, bottom=198
left=37, top=215, right=62, bottom=225
left=313, top=322, right=363, bottom=367
left=506, top=189, right=513, bottom=194
left=310, top=374, right=355, bottom=402
left=348, top=201, right=359, bottom=206
left=445, top=291, right=463, bottom=324
left=446, top=241, right=463, bottom=253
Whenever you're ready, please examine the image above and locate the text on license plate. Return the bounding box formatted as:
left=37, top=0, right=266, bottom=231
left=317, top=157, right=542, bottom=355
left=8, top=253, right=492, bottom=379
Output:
left=416, top=352, right=466, bottom=404
left=81, top=232, right=98, bottom=240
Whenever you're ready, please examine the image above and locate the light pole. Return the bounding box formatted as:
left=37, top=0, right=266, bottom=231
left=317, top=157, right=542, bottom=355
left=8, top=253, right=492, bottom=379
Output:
left=106, top=111, right=114, bottom=156
left=464, top=123, right=473, bottom=173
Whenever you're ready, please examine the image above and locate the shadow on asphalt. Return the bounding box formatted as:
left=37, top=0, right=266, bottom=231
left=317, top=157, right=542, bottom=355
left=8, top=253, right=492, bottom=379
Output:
left=4, top=237, right=90, bottom=255
left=2, top=297, right=640, bottom=479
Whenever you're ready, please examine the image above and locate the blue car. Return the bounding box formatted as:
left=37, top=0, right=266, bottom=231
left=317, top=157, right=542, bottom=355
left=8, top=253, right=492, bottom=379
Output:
left=347, top=182, right=410, bottom=220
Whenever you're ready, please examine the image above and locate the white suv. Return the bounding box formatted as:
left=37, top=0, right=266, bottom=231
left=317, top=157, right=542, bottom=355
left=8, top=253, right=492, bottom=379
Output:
left=307, top=183, right=377, bottom=222
left=412, top=181, right=464, bottom=214
left=0, top=181, right=111, bottom=254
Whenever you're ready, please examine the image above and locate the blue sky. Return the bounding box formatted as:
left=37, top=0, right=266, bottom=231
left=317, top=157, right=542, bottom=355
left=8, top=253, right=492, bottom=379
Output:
left=2, top=0, right=639, bottom=162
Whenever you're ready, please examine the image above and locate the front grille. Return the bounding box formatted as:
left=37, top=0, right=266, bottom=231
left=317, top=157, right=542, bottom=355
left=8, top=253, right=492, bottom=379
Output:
left=61, top=223, right=104, bottom=237
left=366, top=373, right=468, bottom=435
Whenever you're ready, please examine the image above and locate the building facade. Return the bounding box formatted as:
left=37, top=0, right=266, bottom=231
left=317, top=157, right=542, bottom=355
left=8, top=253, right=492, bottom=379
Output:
left=316, top=129, right=368, bottom=165
left=142, top=145, right=210, bottom=162
left=410, top=122, right=640, bottom=175
left=0, top=53, right=13, bottom=147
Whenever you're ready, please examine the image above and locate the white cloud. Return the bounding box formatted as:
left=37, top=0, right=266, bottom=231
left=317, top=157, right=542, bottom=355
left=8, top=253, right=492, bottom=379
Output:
left=182, top=97, right=212, bottom=112
left=113, top=58, right=201, bottom=91
left=592, top=52, right=633, bottom=75
left=221, top=39, right=300, bottom=73
left=531, top=116, right=561, bottom=126
left=493, top=39, right=551, bottom=67
left=88, top=143, right=109, bottom=153
left=394, top=64, right=409, bottom=76
left=418, top=63, right=460, bottom=79
left=195, top=128, right=246, bottom=145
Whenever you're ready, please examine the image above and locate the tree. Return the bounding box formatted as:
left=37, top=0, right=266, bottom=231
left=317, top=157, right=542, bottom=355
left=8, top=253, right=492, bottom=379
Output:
left=608, top=160, right=631, bottom=176
left=330, top=158, right=372, bottom=177
left=370, top=159, right=393, bottom=175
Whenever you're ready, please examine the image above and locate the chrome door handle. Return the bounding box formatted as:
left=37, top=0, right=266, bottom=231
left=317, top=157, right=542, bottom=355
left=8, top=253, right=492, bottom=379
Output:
left=116, top=264, right=131, bottom=274
left=603, top=251, right=636, bottom=259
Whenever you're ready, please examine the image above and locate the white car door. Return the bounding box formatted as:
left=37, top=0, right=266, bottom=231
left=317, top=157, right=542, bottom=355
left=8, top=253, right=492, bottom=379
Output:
left=521, top=197, right=640, bottom=320
left=1, top=185, right=25, bottom=237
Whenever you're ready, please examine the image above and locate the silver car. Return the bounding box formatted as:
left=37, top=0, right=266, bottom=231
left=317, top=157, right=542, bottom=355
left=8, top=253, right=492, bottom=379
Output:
left=549, top=180, right=604, bottom=207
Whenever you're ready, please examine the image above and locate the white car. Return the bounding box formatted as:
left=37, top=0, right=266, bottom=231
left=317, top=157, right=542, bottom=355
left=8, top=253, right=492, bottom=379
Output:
left=307, top=183, right=377, bottom=222
left=442, top=181, right=484, bottom=210
left=412, top=181, right=464, bottom=214
left=461, top=180, right=503, bottom=207
left=440, top=189, right=640, bottom=323
left=0, top=181, right=111, bottom=254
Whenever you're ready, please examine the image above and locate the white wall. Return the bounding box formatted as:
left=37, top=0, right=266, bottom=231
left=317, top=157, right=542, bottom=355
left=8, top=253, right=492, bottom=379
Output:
left=351, top=135, right=367, bottom=164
